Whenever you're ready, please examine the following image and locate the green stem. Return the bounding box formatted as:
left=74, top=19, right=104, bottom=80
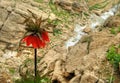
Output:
left=34, top=48, right=37, bottom=83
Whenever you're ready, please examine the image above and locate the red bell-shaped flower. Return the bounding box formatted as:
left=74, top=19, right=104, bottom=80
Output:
left=22, top=33, right=49, bottom=48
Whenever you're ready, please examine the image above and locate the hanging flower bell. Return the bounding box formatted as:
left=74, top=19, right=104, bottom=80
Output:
left=22, top=31, right=49, bottom=48
left=22, top=10, right=50, bottom=48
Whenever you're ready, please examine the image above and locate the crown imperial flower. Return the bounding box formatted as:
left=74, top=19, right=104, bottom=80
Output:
left=22, top=10, right=50, bottom=48
left=22, top=33, right=48, bottom=48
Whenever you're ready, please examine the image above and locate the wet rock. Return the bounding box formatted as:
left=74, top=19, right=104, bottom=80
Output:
left=83, top=27, right=91, bottom=33
left=104, top=16, right=120, bottom=27
left=69, top=74, right=81, bottom=83
left=80, top=35, right=92, bottom=43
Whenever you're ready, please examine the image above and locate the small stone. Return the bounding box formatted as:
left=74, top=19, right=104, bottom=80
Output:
left=69, top=74, right=81, bottom=83
left=83, top=27, right=91, bottom=33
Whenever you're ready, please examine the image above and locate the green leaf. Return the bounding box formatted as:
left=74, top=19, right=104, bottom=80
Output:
left=106, top=45, right=120, bottom=69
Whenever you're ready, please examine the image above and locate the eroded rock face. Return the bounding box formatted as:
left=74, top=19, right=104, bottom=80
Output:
left=0, top=0, right=54, bottom=51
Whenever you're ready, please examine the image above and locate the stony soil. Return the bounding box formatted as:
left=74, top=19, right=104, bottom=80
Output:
left=0, top=0, right=120, bottom=83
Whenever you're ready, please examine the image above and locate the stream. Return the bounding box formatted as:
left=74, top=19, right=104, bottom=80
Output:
left=65, top=3, right=120, bottom=48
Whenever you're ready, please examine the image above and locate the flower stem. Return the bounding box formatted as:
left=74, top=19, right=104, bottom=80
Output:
left=34, top=48, right=37, bottom=83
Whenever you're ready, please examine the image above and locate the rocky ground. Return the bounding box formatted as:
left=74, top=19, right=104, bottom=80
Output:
left=0, top=0, right=120, bottom=83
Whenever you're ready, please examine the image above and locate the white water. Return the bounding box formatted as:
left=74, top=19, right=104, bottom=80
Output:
left=65, top=3, right=120, bottom=48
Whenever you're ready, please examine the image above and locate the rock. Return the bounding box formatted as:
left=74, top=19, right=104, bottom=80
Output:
left=6, top=6, right=13, bottom=12
left=0, top=30, right=22, bottom=45
left=0, top=0, right=15, bottom=9
left=4, top=12, right=25, bottom=25
left=72, top=2, right=84, bottom=12
left=0, top=8, right=9, bottom=22
left=54, top=46, right=67, bottom=54
left=15, top=2, right=48, bottom=19
left=55, top=0, right=72, bottom=11
left=80, top=35, right=92, bottom=43
left=98, top=79, right=104, bottom=83
left=80, top=73, right=98, bottom=83
left=30, top=1, right=40, bottom=7
left=0, top=11, right=25, bottom=46
left=83, top=27, right=91, bottom=33
left=104, top=16, right=120, bottom=27
left=69, top=74, right=81, bottom=83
